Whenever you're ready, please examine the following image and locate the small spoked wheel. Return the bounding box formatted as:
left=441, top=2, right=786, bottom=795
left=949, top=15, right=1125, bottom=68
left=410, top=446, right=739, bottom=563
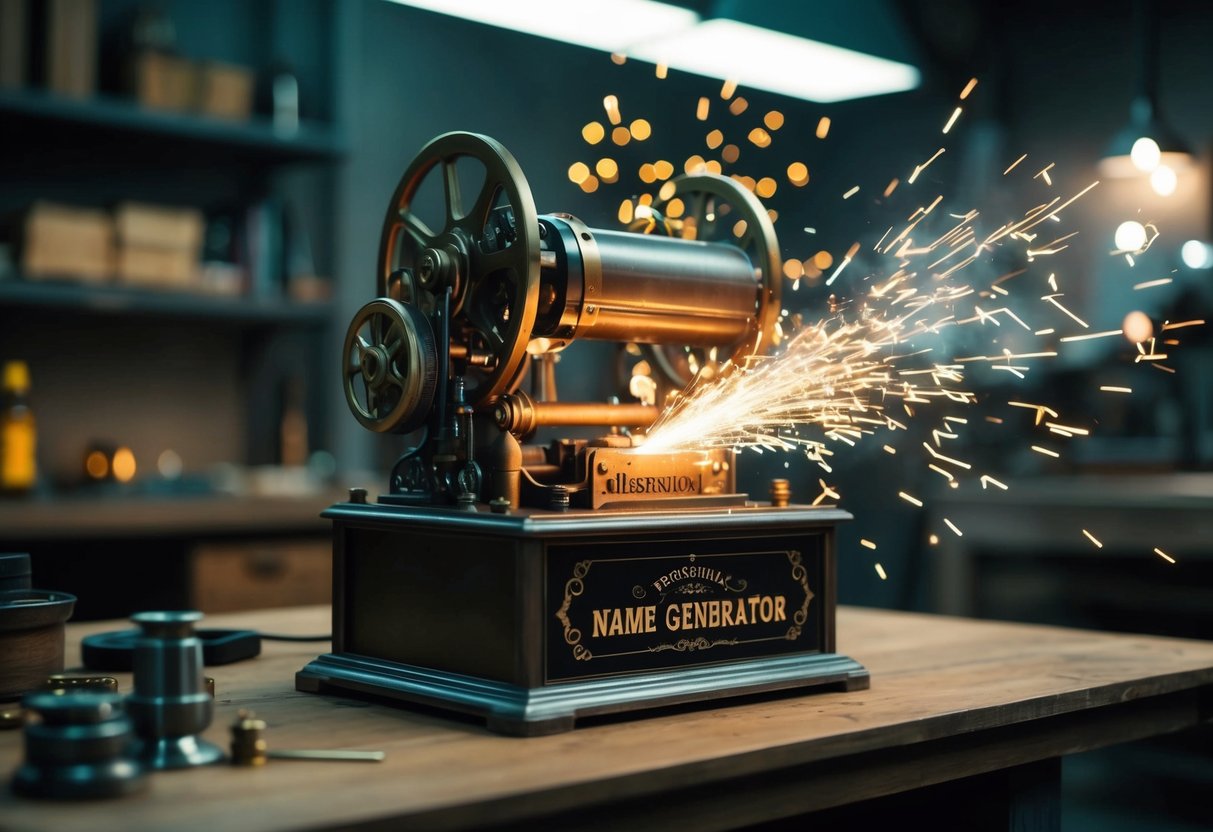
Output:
left=343, top=298, right=438, bottom=434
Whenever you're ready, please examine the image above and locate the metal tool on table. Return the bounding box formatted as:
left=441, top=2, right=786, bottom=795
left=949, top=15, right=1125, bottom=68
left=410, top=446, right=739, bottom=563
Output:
left=126, top=610, right=225, bottom=769
left=297, top=131, right=868, bottom=736
left=11, top=692, right=147, bottom=799
left=229, top=710, right=384, bottom=765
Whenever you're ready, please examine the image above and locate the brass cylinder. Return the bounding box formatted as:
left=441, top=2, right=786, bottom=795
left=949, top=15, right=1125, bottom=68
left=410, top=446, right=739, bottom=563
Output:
left=580, top=230, right=758, bottom=345
left=495, top=391, right=658, bottom=436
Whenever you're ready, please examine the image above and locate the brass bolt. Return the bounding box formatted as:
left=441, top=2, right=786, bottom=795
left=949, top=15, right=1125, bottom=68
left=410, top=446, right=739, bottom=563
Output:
left=769, top=478, right=791, bottom=508
left=0, top=704, right=24, bottom=730
left=44, top=675, right=119, bottom=694
left=230, top=709, right=269, bottom=766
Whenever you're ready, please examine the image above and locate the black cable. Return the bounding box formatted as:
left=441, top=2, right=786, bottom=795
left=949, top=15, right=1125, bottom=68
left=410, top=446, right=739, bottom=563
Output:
left=257, top=632, right=332, bottom=642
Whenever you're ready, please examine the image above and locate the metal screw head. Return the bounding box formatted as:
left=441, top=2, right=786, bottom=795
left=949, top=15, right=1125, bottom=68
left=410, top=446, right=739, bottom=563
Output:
left=596, top=462, right=609, bottom=475
left=418, top=252, right=435, bottom=283
left=489, top=497, right=511, bottom=514
left=548, top=486, right=570, bottom=512
left=348, top=487, right=368, bottom=504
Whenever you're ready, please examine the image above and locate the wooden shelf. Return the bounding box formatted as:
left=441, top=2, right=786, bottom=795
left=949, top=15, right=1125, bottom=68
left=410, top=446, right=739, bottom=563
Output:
left=0, top=88, right=345, bottom=164
left=0, top=279, right=333, bottom=326
left=0, top=492, right=341, bottom=540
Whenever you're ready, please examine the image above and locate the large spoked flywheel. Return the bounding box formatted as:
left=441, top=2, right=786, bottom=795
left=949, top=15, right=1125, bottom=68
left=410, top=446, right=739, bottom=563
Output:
left=629, top=173, right=781, bottom=389
left=377, top=131, right=541, bottom=408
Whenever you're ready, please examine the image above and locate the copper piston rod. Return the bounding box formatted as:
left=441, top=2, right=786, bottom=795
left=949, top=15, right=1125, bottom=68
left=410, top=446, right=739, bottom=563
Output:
left=494, top=391, right=657, bottom=435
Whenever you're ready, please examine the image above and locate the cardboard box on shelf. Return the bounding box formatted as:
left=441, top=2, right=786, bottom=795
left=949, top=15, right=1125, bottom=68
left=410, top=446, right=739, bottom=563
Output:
left=45, top=0, right=96, bottom=98
left=114, top=202, right=204, bottom=253
left=0, top=0, right=28, bottom=88
left=132, top=50, right=194, bottom=111
left=196, top=61, right=252, bottom=121
left=22, top=202, right=113, bottom=282
left=287, top=274, right=331, bottom=303
left=115, top=245, right=197, bottom=288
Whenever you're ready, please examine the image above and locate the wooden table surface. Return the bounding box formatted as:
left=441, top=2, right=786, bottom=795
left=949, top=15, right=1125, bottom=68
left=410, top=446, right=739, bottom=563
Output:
left=2, top=606, right=1212, bottom=831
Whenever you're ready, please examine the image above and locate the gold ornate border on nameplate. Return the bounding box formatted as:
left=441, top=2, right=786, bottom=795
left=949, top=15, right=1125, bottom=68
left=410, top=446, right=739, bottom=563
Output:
left=785, top=549, right=814, bottom=641
left=555, top=559, right=594, bottom=661
left=556, top=551, right=815, bottom=663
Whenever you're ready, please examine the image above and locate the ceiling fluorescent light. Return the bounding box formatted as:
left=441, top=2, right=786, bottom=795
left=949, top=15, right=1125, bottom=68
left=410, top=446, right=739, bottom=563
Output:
left=631, top=19, right=920, bottom=103
left=387, top=0, right=699, bottom=53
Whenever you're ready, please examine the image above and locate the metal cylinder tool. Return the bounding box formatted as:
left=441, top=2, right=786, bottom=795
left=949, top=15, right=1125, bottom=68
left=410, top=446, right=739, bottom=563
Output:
left=125, top=610, right=225, bottom=769
left=12, top=692, right=146, bottom=799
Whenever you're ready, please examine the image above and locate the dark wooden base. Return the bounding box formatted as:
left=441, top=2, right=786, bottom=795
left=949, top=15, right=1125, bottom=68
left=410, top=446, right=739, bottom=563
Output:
left=296, top=651, right=869, bottom=736
left=301, top=500, right=865, bottom=735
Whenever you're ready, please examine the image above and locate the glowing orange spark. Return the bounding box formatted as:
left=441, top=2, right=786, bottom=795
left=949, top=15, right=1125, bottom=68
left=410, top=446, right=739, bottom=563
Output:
left=942, top=107, right=962, bottom=134
left=1042, top=294, right=1089, bottom=328
left=908, top=148, right=945, bottom=184
left=980, top=475, right=1008, bottom=490
left=1009, top=401, right=1059, bottom=425
left=825, top=243, right=860, bottom=286
left=1059, top=329, right=1122, bottom=342
left=1134, top=278, right=1173, bottom=290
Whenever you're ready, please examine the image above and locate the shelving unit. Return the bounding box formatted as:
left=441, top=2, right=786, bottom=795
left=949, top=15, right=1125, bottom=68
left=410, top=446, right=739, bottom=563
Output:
left=0, top=87, right=345, bottom=162
left=0, top=0, right=350, bottom=617
left=0, top=279, right=333, bottom=325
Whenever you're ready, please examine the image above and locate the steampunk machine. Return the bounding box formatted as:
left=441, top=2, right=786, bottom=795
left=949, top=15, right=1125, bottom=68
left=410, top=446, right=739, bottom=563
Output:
left=296, top=132, right=868, bottom=735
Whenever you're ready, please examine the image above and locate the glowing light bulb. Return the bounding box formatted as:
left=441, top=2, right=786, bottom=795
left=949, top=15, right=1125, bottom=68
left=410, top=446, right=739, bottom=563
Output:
left=1123, top=310, right=1153, bottom=344
left=1114, top=220, right=1147, bottom=252
left=112, top=447, right=137, bottom=483
left=157, top=449, right=183, bottom=479
left=85, top=450, right=109, bottom=480
left=1130, top=137, right=1161, bottom=172
left=1150, top=164, right=1177, bottom=196
left=1181, top=239, right=1212, bottom=269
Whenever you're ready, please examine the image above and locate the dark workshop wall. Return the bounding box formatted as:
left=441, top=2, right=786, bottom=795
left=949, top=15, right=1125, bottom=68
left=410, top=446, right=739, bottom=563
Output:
left=332, top=0, right=1213, bottom=609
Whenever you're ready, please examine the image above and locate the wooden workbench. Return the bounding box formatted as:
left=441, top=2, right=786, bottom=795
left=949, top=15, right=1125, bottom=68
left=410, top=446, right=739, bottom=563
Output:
left=2, top=606, right=1211, bottom=830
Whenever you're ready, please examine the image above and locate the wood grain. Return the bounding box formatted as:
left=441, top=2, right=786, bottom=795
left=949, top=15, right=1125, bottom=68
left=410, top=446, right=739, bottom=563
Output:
left=1, top=606, right=1210, bottom=831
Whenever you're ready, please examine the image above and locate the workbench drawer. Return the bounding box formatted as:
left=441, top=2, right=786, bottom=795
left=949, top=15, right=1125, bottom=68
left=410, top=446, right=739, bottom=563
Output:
left=191, top=539, right=331, bottom=613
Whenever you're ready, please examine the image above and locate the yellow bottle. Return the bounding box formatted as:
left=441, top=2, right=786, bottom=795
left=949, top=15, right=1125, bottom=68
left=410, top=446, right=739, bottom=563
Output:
left=1, top=360, right=37, bottom=493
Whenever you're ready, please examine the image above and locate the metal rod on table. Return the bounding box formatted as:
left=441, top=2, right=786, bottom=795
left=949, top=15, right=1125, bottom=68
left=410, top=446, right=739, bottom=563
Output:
left=267, top=749, right=386, bottom=762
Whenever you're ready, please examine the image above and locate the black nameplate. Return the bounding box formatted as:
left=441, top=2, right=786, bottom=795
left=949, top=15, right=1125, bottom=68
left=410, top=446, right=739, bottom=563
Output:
left=545, top=534, right=825, bottom=683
